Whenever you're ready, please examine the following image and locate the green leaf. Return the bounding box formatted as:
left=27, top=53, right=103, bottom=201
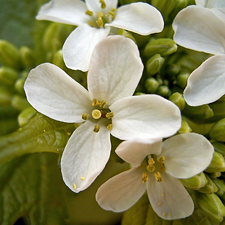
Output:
left=0, top=113, right=75, bottom=164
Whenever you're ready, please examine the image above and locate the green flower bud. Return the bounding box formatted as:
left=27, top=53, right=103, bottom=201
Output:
left=179, top=172, right=207, bottom=189
left=18, top=107, right=37, bottom=127
left=134, top=92, right=145, bottom=96
left=195, top=192, right=225, bottom=223
left=176, top=72, right=189, bottom=89
left=169, top=0, right=187, bottom=20
left=212, top=178, right=225, bottom=196
left=212, top=142, right=225, bottom=156
left=0, top=67, right=19, bottom=86
left=20, top=46, right=35, bottom=68
left=165, top=63, right=180, bottom=76
left=0, top=40, right=22, bottom=70
left=145, top=78, right=159, bottom=93
left=15, top=77, right=26, bottom=95
left=118, top=29, right=136, bottom=43
left=205, top=151, right=225, bottom=173
left=146, top=54, right=164, bottom=75
left=52, top=50, right=67, bottom=71
left=11, top=95, right=30, bottom=112
left=198, top=174, right=218, bottom=194
left=183, top=104, right=214, bottom=120
left=156, top=85, right=171, bottom=97
left=0, top=87, right=13, bottom=106
left=209, top=118, right=225, bottom=142
left=144, top=38, right=177, bottom=57
left=169, top=92, right=186, bottom=110
left=208, top=172, right=221, bottom=179
left=178, top=120, right=192, bottom=134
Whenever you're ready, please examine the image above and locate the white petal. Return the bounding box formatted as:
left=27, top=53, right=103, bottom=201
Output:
left=86, top=0, right=118, bottom=15
left=195, top=0, right=207, bottom=7
left=173, top=6, right=225, bottom=54
left=88, top=36, right=143, bottom=105
left=110, top=95, right=181, bottom=140
left=184, top=55, right=225, bottom=106
left=107, top=3, right=164, bottom=35
left=96, top=168, right=146, bottom=212
left=162, top=133, right=214, bottom=179
left=204, top=0, right=225, bottom=8
left=211, top=8, right=225, bottom=23
left=115, top=139, right=162, bottom=167
left=63, top=24, right=109, bottom=72
left=36, top=0, right=88, bottom=25
left=61, top=120, right=111, bottom=193
left=147, top=173, right=194, bottom=220
left=24, top=63, right=91, bottom=123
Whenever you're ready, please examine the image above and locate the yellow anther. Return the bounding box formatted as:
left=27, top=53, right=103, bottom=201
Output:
left=86, top=10, right=93, bottom=16
left=107, top=124, right=113, bottom=130
left=100, top=100, right=107, bottom=108
left=88, top=21, right=95, bottom=27
left=99, top=0, right=106, bottom=8
left=157, top=156, right=165, bottom=163
left=163, top=212, right=166, bottom=217
left=160, top=164, right=166, bottom=171
left=96, top=17, right=103, bottom=27
left=147, top=164, right=156, bottom=172
left=93, top=125, right=100, bottom=133
left=80, top=177, right=85, bottom=180
left=161, top=193, right=164, bottom=196
left=111, top=8, right=116, bottom=12
left=92, top=98, right=100, bottom=106
left=82, top=113, right=89, bottom=120
left=106, top=112, right=114, bottom=119
left=142, top=172, right=149, bottom=183
left=168, top=213, right=171, bottom=216
left=92, top=109, right=101, bottom=119
left=97, top=12, right=104, bottom=18
left=158, top=202, right=162, bottom=206
left=73, top=184, right=77, bottom=189
left=108, top=11, right=115, bottom=19
left=148, top=158, right=155, bottom=165
left=67, top=132, right=71, bottom=136
left=154, top=171, right=162, bottom=182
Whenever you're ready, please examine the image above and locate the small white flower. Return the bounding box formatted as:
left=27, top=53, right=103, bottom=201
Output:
left=96, top=133, right=214, bottom=220
left=24, top=36, right=181, bottom=193
left=36, top=0, right=164, bottom=71
left=172, top=5, right=225, bottom=106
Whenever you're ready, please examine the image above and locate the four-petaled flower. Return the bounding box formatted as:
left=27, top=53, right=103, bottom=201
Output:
left=24, top=36, right=181, bottom=193
left=96, top=133, right=214, bottom=220
left=36, top=0, right=164, bottom=71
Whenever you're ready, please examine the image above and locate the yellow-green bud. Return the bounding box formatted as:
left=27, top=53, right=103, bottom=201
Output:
left=178, top=120, right=192, bottom=134
left=144, top=38, right=177, bottom=57
left=0, top=40, right=22, bottom=70
left=209, top=96, right=225, bottom=121
left=15, top=77, right=26, bottom=95
left=0, top=87, right=13, bottom=106
left=198, top=174, right=218, bottom=194
left=205, top=151, right=225, bottom=173
left=212, top=142, right=225, bottom=156
left=117, top=29, right=136, bottom=43
left=209, top=118, right=225, bottom=142
left=20, top=46, right=35, bottom=68
left=176, top=72, right=189, bottom=89
left=146, top=54, right=164, bottom=75
left=212, top=178, right=225, bottom=196
left=52, top=50, right=67, bottom=71
left=145, top=78, right=159, bottom=94
left=156, top=85, right=171, bottom=97
left=179, top=172, right=207, bottom=189
left=208, top=172, right=221, bottom=179
left=169, top=92, right=186, bottom=110
left=18, top=107, right=37, bottom=127
left=169, top=0, right=188, bottom=20
left=195, top=192, right=225, bottom=223
left=165, top=63, right=180, bottom=76
left=0, top=67, right=19, bottom=86
left=11, top=95, right=30, bottom=112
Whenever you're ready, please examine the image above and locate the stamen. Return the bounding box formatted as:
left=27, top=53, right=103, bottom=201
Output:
left=111, top=8, right=116, bottom=12
left=96, top=17, right=103, bottom=27
left=73, top=184, right=77, bottom=190
left=92, top=98, right=100, bottom=106
left=86, top=10, right=93, bottom=16
left=148, top=158, right=155, bottom=165
left=88, top=21, right=95, bottom=27
left=158, top=202, right=162, bottom=206
left=92, top=109, right=101, bottom=119
left=163, top=212, right=166, bottom=217
left=106, top=112, right=114, bottom=119
left=142, top=172, right=149, bottom=183
left=80, top=177, right=85, bottom=180
left=108, top=11, right=115, bottom=19
left=107, top=124, right=112, bottom=130
left=147, top=164, right=156, bottom=172
left=82, top=113, right=89, bottom=120
left=160, top=164, right=166, bottom=171
left=93, top=125, right=100, bottom=133
left=97, top=12, right=104, bottom=17
left=99, top=0, right=106, bottom=9
left=157, top=156, right=165, bottom=163
left=154, top=171, right=162, bottom=182
left=100, top=100, right=107, bottom=108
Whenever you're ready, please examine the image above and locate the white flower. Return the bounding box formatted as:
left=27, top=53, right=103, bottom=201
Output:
left=96, top=133, right=214, bottom=220
left=36, top=0, right=164, bottom=71
left=24, top=36, right=181, bottom=193
left=172, top=5, right=225, bottom=106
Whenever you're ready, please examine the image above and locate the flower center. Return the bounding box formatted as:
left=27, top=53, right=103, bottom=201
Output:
left=82, top=98, right=113, bottom=133
left=85, top=0, right=117, bottom=28
left=141, top=155, right=166, bottom=183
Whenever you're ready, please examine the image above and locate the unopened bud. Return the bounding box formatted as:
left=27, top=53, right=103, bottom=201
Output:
left=145, top=78, right=159, bottom=94
left=15, top=77, right=26, bottom=95
left=178, top=120, right=192, bottom=134
left=20, top=46, right=35, bottom=68
left=0, top=40, right=22, bottom=70
left=195, top=192, right=225, bottom=223
left=212, top=178, right=225, bottom=196
left=212, top=142, right=225, bottom=156
left=209, top=118, right=225, bottom=142
left=198, top=174, right=218, bottom=194
left=146, top=54, right=164, bottom=75
left=11, top=95, right=30, bottom=112
left=0, top=67, right=19, bottom=86
left=205, top=151, right=225, bottom=173
left=165, top=63, right=180, bottom=76
left=179, top=172, right=207, bottom=189
left=144, top=38, right=177, bottom=57
left=176, top=72, right=189, bottom=89
left=169, top=92, right=185, bottom=110
left=118, top=29, right=136, bottom=43
left=0, top=87, right=13, bottom=106
left=18, top=107, right=37, bottom=127
left=156, top=85, right=171, bottom=97
left=52, top=50, right=67, bottom=71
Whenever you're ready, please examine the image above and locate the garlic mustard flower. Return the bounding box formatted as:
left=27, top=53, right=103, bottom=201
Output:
left=96, top=133, right=214, bottom=220
left=24, top=36, right=181, bottom=193
left=36, top=0, right=164, bottom=71
left=173, top=5, right=225, bottom=106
